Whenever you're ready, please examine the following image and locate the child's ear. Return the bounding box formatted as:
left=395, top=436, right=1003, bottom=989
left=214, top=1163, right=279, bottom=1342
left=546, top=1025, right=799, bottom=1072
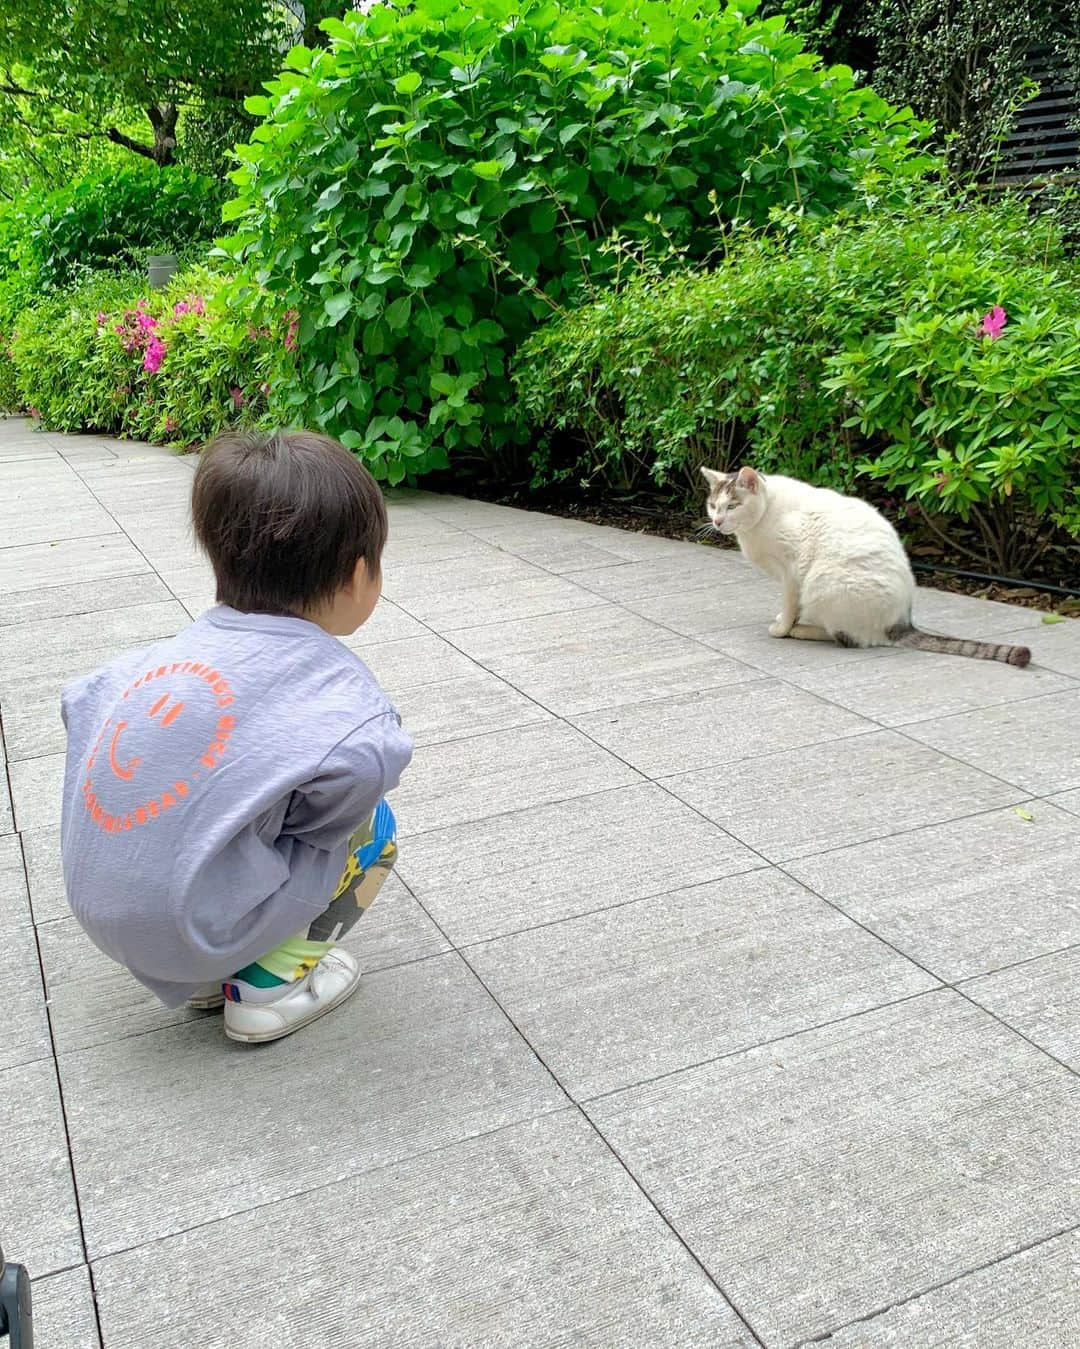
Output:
left=350, top=556, right=377, bottom=595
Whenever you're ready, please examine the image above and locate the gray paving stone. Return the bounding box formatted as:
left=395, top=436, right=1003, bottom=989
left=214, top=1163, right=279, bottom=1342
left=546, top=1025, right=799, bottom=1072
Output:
left=1050, top=788, right=1080, bottom=816
left=77, top=456, right=193, bottom=491
left=0, top=917, right=51, bottom=1071
left=1007, top=615, right=1080, bottom=679
left=0, top=832, right=29, bottom=927
left=39, top=917, right=211, bottom=1053
left=382, top=529, right=498, bottom=569
left=397, top=782, right=761, bottom=945
left=383, top=547, right=546, bottom=599
left=572, top=679, right=875, bottom=779
left=451, top=605, right=760, bottom=716
left=388, top=556, right=605, bottom=632
left=588, top=992, right=1080, bottom=1348
left=665, top=730, right=1022, bottom=862
left=0, top=572, right=171, bottom=627
left=701, top=622, right=896, bottom=676
left=0, top=437, right=60, bottom=461
left=0, top=455, right=80, bottom=490
left=41, top=873, right=448, bottom=1054
left=963, top=948, right=1080, bottom=1073
left=0, top=756, right=12, bottom=835
left=158, top=564, right=220, bottom=617
left=0, top=535, right=149, bottom=595
left=339, top=597, right=429, bottom=646
left=912, top=588, right=1056, bottom=637
left=9, top=752, right=65, bottom=831
left=351, top=629, right=553, bottom=741
left=820, top=1226, right=1080, bottom=1348
left=91, top=1110, right=753, bottom=1349
left=120, top=528, right=202, bottom=573
left=470, top=868, right=937, bottom=1099
left=623, top=571, right=779, bottom=638
left=393, top=721, right=642, bottom=836
left=0, top=597, right=187, bottom=673
left=408, top=493, right=541, bottom=529
left=786, top=649, right=1075, bottom=728
left=350, top=631, right=481, bottom=687
left=788, top=803, right=1080, bottom=981
left=0, top=1058, right=83, bottom=1276
left=904, top=689, right=1080, bottom=795
left=61, top=440, right=118, bottom=463
left=357, top=870, right=452, bottom=971
left=0, top=601, right=189, bottom=760
left=385, top=668, right=552, bottom=746
left=474, top=521, right=631, bottom=574
left=28, top=1266, right=101, bottom=1349
left=0, top=500, right=118, bottom=549
left=6, top=691, right=86, bottom=762
left=60, top=952, right=563, bottom=1258
left=572, top=548, right=740, bottom=603
left=21, top=824, right=67, bottom=922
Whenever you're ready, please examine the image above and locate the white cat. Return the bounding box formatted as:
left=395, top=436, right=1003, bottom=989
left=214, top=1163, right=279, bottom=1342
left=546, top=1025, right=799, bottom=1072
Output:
left=701, top=466, right=1031, bottom=667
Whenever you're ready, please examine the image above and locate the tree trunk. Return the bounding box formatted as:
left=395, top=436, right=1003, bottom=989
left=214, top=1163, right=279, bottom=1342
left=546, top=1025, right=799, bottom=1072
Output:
left=147, top=102, right=178, bottom=165
left=106, top=102, right=177, bottom=165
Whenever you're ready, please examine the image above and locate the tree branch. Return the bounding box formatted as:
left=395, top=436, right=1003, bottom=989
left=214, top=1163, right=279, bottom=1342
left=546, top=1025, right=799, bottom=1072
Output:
left=105, top=126, right=159, bottom=159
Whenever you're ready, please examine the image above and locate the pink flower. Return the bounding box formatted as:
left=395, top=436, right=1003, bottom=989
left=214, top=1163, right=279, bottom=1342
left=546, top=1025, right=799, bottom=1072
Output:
left=283, top=309, right=299, bottom=351
left=96, top=312, right=108, bottom=326
left=164, top=416, right=177, bottom=432
left=143, top=336, right=166, bottom=374
left=136, top=310, right=157, bottom=332
left=978, top=305, right=1007, bottom=340
left=191, top=296, right=205, bottom=316
left=230, top=386, right=246, bottom=409
left=173, top=301, right=190, bottom=316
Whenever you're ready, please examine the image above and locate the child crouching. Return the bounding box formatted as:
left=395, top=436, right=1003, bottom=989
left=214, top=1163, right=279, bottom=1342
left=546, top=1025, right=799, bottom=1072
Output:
left=60, top=430, right=413, bottom=1043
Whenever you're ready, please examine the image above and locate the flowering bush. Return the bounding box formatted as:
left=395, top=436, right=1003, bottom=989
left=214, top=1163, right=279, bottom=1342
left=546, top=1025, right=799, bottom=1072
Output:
left=514, top=191, right=1080, bottom=570
left=7, top=267, right=289, bottom=444
left=223, top=0, right=932, bottom=483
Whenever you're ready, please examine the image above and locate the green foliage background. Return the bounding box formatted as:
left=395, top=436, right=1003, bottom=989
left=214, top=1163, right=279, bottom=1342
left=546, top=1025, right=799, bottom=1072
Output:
left=222, top=0, right=931, bottom=483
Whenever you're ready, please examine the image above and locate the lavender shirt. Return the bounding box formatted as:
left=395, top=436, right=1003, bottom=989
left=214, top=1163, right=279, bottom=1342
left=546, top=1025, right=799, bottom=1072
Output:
left=60, top=607, right=413, bottom=1007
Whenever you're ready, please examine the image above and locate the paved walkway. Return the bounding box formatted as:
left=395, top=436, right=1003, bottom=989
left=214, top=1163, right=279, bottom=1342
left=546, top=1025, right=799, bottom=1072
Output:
left=2, top=416, right=1079, bottom=1348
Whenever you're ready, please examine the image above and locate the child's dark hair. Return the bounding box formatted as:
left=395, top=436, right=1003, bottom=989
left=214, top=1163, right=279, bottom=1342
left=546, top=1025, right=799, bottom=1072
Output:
left=192, top=430, right=388, bottom=616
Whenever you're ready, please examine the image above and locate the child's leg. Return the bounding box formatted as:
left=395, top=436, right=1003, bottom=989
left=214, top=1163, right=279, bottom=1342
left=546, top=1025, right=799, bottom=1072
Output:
left=226, top=800, right=398, bottom=1004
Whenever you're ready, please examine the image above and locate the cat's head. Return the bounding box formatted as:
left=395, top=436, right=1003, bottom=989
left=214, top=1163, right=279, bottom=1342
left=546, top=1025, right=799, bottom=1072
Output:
left=700, top=466, right=765, bottom=534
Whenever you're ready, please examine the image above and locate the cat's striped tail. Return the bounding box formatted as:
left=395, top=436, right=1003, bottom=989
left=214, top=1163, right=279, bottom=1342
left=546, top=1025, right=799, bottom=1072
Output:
left=887, top=624, right=1030, bottom=667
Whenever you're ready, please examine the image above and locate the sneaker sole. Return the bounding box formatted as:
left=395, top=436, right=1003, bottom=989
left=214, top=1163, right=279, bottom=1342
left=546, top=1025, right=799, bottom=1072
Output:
left=186, top=993, right=226, bottom=1011
left=223, top=969, right=362, bottom=1044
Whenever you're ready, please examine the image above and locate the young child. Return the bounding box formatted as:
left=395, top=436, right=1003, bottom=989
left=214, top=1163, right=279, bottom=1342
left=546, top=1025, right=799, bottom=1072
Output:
left=60, top=430, right=413, bottom=1043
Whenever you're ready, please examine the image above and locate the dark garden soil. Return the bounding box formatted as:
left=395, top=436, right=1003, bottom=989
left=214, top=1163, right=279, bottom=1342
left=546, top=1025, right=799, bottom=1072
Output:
left=424, top=468, right=1080, bottom=618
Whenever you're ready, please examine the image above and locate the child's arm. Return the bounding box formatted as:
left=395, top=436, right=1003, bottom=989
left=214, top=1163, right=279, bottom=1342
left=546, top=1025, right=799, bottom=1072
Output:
left=282, top=712, right=413, bottom=852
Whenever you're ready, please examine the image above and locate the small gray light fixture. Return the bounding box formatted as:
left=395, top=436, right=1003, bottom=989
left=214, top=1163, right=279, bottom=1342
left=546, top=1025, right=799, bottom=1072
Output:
left=147, top=253, right=178, bottom=290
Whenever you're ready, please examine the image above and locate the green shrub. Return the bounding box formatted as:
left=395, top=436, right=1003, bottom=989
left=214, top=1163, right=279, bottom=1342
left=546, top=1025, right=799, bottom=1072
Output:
left=513, top=192, right=1080, bottom=568
left=11, top=165, right=226, bottom=292
left=8, top=266, right=277, bottom=443
left=223, top=0, right=932, bottom=483
left=828, top=302, right=1080, bottom=573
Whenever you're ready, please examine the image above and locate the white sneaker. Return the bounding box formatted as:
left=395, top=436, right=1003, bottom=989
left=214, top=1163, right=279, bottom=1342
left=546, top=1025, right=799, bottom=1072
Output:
left=223, top=947, right=361, bottom=1044
left=186, top=983, right=226, bottom=1010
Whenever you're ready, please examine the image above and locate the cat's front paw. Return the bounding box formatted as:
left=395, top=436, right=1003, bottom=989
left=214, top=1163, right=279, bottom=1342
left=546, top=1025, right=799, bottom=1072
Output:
left=769, top=617, right=792, bottom=638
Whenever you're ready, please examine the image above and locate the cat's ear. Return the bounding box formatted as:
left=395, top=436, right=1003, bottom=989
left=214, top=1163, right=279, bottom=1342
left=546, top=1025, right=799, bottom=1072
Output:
left=699, top=466, right=723, bottom=488
left=735, top=466, right=761, bottom=493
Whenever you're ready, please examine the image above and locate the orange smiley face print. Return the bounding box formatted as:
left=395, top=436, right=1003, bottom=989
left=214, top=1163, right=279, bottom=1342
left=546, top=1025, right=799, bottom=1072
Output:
left=82, top=659, right=238, bottom=835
